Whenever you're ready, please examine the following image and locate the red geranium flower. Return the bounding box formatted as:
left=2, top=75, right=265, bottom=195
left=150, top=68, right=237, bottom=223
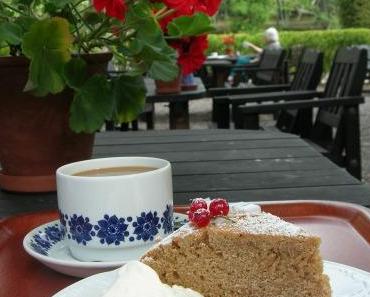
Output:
left=93, top=0, right=127, bottom=20
left=171, top=35, right=208, bottom=75
left=163, top=0, right=222, bottom=16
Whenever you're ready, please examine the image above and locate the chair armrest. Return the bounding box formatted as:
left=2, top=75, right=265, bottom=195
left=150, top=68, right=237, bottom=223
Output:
left=208, top=84, right=291, bottom=97
left=238, top=96, right=365, bottom=114
left=215, top=90, right=322, bottom=104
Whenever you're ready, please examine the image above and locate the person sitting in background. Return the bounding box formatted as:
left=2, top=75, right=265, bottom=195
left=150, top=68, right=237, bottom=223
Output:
left=244, top=27, right=281, bottom=59
left=228, top=27, right=282, bottom=85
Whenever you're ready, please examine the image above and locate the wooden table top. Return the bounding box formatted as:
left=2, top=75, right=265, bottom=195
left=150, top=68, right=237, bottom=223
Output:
left=145, top=78, right=207, bottom=103
left=1, top=129, right=369, bottom=218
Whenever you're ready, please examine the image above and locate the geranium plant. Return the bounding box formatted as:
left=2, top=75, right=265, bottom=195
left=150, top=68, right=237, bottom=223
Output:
left=222, top=34, right=235, bottom=55
left=158, top=0, right=221, bottom=75
left=0, top=0, right=219, bottom=132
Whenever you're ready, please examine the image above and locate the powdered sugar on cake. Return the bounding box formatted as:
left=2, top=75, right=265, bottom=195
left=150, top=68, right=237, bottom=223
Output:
left=151, top=203, right=310, bottom=251
left=212, top=212, right=309, bottom=237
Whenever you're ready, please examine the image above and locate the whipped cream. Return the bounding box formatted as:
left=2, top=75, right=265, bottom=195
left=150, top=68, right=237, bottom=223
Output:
left=102, top=261, right=203, bottom=297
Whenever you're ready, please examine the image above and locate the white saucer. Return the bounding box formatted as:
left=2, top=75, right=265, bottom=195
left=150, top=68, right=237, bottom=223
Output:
left=52, top=261, right=370, bottom=297
left=23, top=213, right=188, bottom=278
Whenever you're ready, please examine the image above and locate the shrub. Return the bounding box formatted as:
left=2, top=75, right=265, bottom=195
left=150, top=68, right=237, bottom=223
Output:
left=208, top=29, right=370, bottom=71
left=338, top=0, right=370, bottom=28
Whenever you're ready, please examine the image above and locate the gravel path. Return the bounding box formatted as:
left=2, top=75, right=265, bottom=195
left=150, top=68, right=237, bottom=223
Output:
left=138, top=92, right=370, bottom=182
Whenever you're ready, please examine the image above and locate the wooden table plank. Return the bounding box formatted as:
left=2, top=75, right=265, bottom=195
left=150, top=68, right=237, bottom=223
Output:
left=95, top=129, right=279, bottom=138
left=171, top=157, right=339, bottom=175
left=93, top=138, right=307, bottom=155
left=93, top=146, right=320, bottom=161
left=173, top=185, right=370, bottom=206
left=94, top=131, right=296, bottom=145
left=172, top=169, right=360, bottom=192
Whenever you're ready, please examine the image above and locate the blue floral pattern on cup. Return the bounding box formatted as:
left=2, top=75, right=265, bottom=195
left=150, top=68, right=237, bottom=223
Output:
left=67, top=215, right=95, bottom=245
left=161, top=205, right=173, bottom=234
left=57, top=205, right=177, bottom=246
left=132, top=211, right=161, bottom=242
left=94, top=215, right=129, bottom=245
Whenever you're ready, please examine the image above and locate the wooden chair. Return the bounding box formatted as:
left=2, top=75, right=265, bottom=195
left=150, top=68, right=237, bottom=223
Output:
left=207, top=49, right=288, bottom=121
left=236, top=47, right=368, bottom=179
left=213, top=49, right=324, bottom=133
left=224, top=49, right=288, bottom=86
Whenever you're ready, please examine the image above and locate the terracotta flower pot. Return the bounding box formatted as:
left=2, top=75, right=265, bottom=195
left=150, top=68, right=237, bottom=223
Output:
left=225, top=48, right=235, bottom=56
left=0, top=53, right=112, bottom=193
left=155, top=73, right=182, bottom=94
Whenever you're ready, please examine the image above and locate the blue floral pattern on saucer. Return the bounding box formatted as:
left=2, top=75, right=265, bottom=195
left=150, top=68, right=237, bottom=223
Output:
left=29, top=222, right=65, bottom=256
left=94, top=215, right=129, bottom=245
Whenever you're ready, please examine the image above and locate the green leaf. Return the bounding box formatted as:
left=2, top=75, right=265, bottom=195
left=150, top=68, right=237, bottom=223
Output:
left=0, top=23, right=23, bottom=45
left=112, top=75, right=146, bottom=123
left=123, top=1, right=179, bottom=81
left=83, top=11, right=104, bottom=26
left=13, top=0, right=34, bottom=5
left=47, top=0, right=73, bottom=9
left=0, top=41, right=10, bottom=56
left=22, top=17, right=73, bottom=96
left=70, top=75, right=113, bottom=133
left=148, top=60, right=179, bottom=82
left=15, top=17, right=37, bottom=32
left=167, top=13, right=214, bottom=38
left=63, top=58, right=87, bottom=89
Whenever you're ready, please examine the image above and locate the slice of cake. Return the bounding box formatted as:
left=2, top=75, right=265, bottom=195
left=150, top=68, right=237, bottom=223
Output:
left=141, top=201, right=331, bottom=297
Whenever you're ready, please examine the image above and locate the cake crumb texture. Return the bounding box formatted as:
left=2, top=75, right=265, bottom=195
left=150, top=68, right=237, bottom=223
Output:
left=142, top=212, right=331, bottom=297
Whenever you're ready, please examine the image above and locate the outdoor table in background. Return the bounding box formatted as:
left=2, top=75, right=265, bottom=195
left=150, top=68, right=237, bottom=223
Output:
left=202, top=56, right=237, bottom=88
left=145, top=78, right=207, bottom=129
left=1, top=129, right=369, bottom=218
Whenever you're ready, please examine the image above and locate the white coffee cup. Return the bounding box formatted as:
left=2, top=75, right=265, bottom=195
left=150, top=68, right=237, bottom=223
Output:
left=56, top=157, right=173, bottom=262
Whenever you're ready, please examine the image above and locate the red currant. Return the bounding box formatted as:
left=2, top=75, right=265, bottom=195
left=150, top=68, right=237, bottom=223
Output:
left=190, top=208, right=211, bottom=228
left=188, top=210, right=194, bottom=221
left=190, top=198, right=208, bottom=212
left=209, top=198, right=229, bottom=217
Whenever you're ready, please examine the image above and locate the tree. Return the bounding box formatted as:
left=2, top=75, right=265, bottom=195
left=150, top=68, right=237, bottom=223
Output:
left=223, top=0, right=275, bottom=32
left=338, top=0, right=370, bottom=28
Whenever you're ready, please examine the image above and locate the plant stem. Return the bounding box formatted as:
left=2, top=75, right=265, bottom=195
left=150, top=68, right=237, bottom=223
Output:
left=70, top=3, right=94, bottom=32
left=154, top=7, right=167, bottom=17
left=156, top=8, right=176, bottom=21
left=67, top=4, right=84, bottom=55
left=86, top=17, right=110, bottom=42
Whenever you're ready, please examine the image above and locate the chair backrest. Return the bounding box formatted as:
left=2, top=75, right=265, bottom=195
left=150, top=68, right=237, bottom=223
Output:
left=314, top=47, right=367, bottom=133
left=290, top=49, right=323, bottom=91
left=306, top=47, right=366, bottom=166
left=276, top=49, right=323, bottom=134
left=255, top=49, right=286, bottom=84
left=323, top=47, right=367, bottom=99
